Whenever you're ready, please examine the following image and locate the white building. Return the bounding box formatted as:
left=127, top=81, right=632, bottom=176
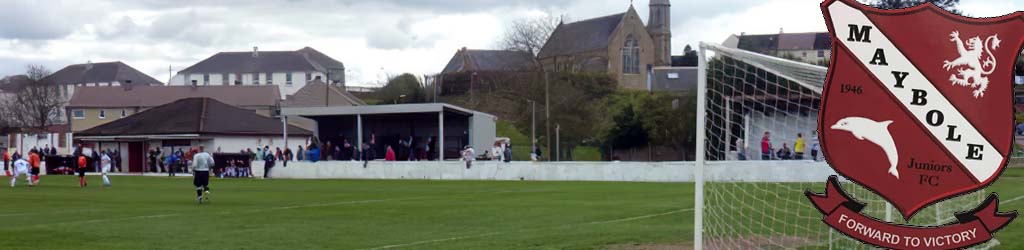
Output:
left=169, top=47, right=345, bottom=99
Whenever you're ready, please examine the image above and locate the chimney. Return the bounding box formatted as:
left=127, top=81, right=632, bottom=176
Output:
left=191, top=80, right=198, bottom=87
left=123, top=80, right=133, bottom=91
left=85, top=60, right=93, bottom=70
left=253, top=46, right=259, bottom=58
left=779, top=28, right=784, bottom=34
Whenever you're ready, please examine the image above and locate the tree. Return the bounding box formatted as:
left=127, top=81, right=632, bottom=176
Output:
left=868, top=0, right=961, bottom=14
left=12, top=65, right=65, bottom=130
left=636, top=91, right=698, bottom=160
left=1, top=65, right=64, bottom=129
left=510, top=72, right=616, bottom=160
left=600, top=91, right=648, bottom=150
left=498, top=14, right=559, bottom=55
left=377, top=73, right=425, bottom=104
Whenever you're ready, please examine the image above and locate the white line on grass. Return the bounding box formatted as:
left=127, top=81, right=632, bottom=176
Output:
left=1000, top=194, right=1024, bottom=205
left=358, top=208, right=693, bottom=250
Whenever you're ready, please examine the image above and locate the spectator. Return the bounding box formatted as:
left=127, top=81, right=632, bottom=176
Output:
left=761, top=131, right=772, bottom=160
left=385, top=146, right=396, bottom=161
left=263, top=152, right=276, bottom=178
left=794, top=133, right=805, bottom=160
left=342, top=139, right=353, bottom=161
left=503, top=143, right=512, bottom=163
left=426, top=137, right=436, bottom=161
left=811, top=131, right=821, bottom=162
left=491, top=142, right=503, bottom=161
left=255, top=147, right=263, bottom=161
left=324, top=141, right=333, bottom=161
left=50, top=146, right=57, bottom=156
left=462, top=146, right=475, bottom=169
left=275, top=147, right=283, bottom=161
left=296, top=145, right=304, bottom=161
left=165, top=151, right=179, bottom=177
left=532, top=145, right=542, bottom=161
left=777, top=143, right=792, bottom=160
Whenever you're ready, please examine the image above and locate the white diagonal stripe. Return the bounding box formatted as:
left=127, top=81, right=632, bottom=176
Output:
left=828, top=1, right=1002, bottom=182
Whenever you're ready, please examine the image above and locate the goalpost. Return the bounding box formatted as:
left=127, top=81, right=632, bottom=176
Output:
left=694, top=42, right=999, bottom=250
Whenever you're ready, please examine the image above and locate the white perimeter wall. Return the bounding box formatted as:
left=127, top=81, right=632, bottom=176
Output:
left=254, top=160, right=836, bottom=183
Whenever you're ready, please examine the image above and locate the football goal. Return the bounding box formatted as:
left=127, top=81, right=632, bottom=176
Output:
left=693, top=42, right=998, bottom=249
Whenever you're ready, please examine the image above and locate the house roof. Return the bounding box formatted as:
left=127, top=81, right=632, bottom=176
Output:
left=179, top=47, right=344, bottom=74
left=0, top=75, right=34, bottom=92
left=282, top=80, right=366, bottom=107
left=41, top=61, right=163, bottom=86
left=441, top=49, right=536, bottom=74
left=537, top=12, right=625, bottom=58
left=737, top=32, right=831, bottom=53
left=651, top=67, right=698, bottom=92
left=67, top=85, right=280, bottom=108
left=77, top=97, right=312, bottom=137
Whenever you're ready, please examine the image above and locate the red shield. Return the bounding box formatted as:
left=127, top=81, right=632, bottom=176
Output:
left=820, top=0, right=1024, bottom=219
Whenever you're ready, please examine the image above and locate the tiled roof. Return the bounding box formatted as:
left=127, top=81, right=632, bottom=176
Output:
left=180, top=47, right=344, bottom=74
left=78, top=97, right=311, bottom=137
left=441, top=49, right=536, bottom=73
left=537, top=13, right=625, bottom=58
left=41, top=61, right=163, bottom=86
left=68, top=85, right=280, bottom=108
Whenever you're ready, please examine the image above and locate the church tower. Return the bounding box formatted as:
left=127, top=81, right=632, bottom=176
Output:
left=647, top=0, right=671, bottom=66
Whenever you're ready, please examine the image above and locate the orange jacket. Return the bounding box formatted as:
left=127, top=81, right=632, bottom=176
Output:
left=78, top=156, right=87, bottom=169
left=29, top=153, right=40, bottom=168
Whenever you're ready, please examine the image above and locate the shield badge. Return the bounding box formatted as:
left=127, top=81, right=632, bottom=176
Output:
left=819, top=0, right=1023, bottom=219
left=808, top=0, right=1020, bottom=248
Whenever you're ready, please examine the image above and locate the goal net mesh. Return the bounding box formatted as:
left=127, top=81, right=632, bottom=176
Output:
left=697, top=42, right=998, bottom=249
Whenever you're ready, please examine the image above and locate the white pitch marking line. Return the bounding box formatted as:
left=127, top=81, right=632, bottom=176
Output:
left=358, top=208, right=693, bottom=250
left=1000, top=194, right=1024, bottom=205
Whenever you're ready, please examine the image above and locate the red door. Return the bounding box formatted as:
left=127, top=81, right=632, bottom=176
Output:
left=128, top=142, right=143, bottom=173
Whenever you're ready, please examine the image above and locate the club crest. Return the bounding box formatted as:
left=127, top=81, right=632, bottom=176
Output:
left=808, top=0, right=1021, bottom=249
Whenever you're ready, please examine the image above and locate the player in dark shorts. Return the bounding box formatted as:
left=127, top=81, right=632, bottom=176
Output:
left=77, top=155, right=88, bottom=187
left=191, top=146, right=214, bottom=204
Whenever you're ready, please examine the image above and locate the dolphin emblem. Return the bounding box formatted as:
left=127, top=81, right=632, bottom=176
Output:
left=830, top=117, right=900, bottom=179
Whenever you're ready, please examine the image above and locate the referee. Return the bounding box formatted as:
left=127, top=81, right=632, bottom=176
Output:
left=191, top=146, right=214, bottom=204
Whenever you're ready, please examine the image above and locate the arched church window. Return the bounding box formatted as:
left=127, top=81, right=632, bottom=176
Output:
left=622, top=35, right=640, bottom=74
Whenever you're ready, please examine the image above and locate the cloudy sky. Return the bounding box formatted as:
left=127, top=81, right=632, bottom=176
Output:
left=1, top=0, right=1022, bottom=86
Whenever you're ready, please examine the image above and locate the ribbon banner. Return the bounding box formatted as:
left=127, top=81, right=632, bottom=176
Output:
left=806, top=176, right=1015, bottom=249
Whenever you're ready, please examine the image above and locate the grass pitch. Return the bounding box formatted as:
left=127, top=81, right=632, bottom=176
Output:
left=2, top=168, right=1023, bottom=250
left=0, top=175, right=690, bottom=250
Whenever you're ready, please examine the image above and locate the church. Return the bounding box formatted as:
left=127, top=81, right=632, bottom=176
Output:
left=537, top=0, right=672, bottom=90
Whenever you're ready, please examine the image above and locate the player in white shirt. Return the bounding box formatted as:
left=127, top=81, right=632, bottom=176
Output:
left=101, top=151, right=112, bottom=187
left=191, top=146, right=215, bottom=204
left=10, top=159, right=30, bottom=187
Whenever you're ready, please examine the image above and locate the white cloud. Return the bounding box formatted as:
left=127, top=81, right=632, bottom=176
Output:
left=0, top=0, right=1020, bottom=86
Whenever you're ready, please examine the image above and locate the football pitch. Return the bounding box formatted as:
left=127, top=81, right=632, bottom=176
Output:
left=2, top=169, right=1024, bottom=250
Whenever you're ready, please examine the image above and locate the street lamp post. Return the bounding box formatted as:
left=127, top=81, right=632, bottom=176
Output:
left=527, top=100, right=536, bottom=155
left=555, top=123, right=560, bottom=162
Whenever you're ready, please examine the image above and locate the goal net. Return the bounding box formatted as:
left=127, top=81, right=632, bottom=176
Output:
left=694, top=42, right=999, bottom=249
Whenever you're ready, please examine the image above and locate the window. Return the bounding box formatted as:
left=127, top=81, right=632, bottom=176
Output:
left=266, top=72, right=273, bottom=85
left=286, top=73, right=293, bottom=85
left=120, top=109, right=127, bottom=118
left=72, top=110, right=85, bottom=119
left=306, top=72, right=312, bottom=82
left=99, top=110, right=107, bottom=119
left=818, top=50, right=826, bottom=58
left=203, top=74, right=210, bottom=85
left=621, top=35, right=640, bottom=74
left=222, top=74, right=228, bottom=85
left=253, top=73, right=261, bottom=85
left=234, top=73, right=242, bottom=85
left=667, top=73, right=679, bottom=79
